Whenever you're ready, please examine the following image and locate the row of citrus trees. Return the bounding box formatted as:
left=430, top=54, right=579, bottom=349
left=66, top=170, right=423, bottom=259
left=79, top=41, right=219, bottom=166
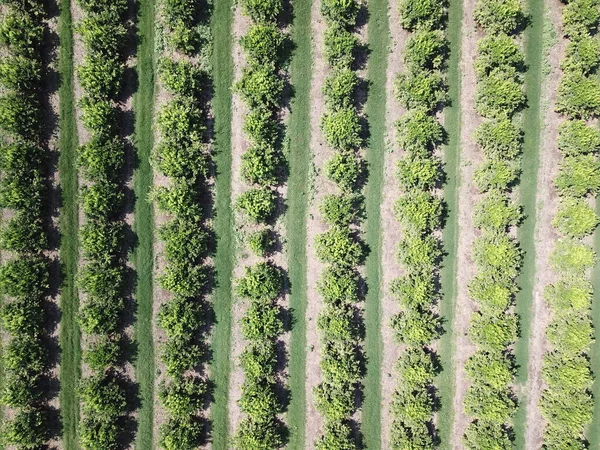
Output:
left=151, top=0, right=214, bottom=448
left=389, top=0, right=448, bottom=446
left=313, top=0, right=367, bottom=447
left=0, top=1, right=55, bottom=447
left=464, top=0, right=528, bottom=447
left=541, top=0, right=600, bottom=447
left=75, top=0, right=133, bottom=447
left=233, top=0, right=290, bottom=447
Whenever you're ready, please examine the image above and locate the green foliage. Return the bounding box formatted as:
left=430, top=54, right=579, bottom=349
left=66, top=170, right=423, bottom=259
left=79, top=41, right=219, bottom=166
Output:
left=472, top=232, right=522, bottom=281
left=79, top=372, right=128, bottom=419
left=314, top=381, right=355, bottom=422
left=241, top=23, right=286, bottom=66
left=550, top=239, right=595, bottom=274
left=244, top=109, right=279, bottom=145
left=562, top=0, right=600, bottom=39
left=390, top=273, right=436, bottom=309
left=247, top=228, right=275, bottom=256
left=556, top=71, right=600, bottom=119
left=475, top=69, right=525, bottom=118
left=316, top=421, right=355, bottom=450
left=469, top=313, right=518, bottom=352
left=475, top=33, right=524, bottom=78
left=239, top=379, right=282, bottom=421
left=325, top=150, right=363, bottom=189
left=317, top=265, right=360, bottom=304
left=323, top=68, right=359, bottom=109
left=474, top=118, right=522, bottom=160
left=547, top=314, right=593, bottom=354
left=159, top=377, right=207, bottom=418
left=240, top=0, right=283, bottom=22
left=545, top=277, right=592, bottom=312
left=0, top=55, right=41, bottom=91
left=83, top=337, right=122, bottom=371
left=159, top=58, right=207, bottom=97
left=396, top=154, right=442, bottom=190
left=558, top=119, right=600, bottom=156
left=543, top=353, right=593, bottom=393
left=464, top=421, right=511, bottom=450
left=320, top=341, right=361, bottom=384
left=324, top=25, right=358, bottom=68
left=466, top=350, right=515, bottom=390
left=241, top=143, right=281, bottom=186
left=395, top=109, right=444, bottom=154
left=392, top=308, right=441, bottom=346
left=240, top=341, right=277, bottom=381
left=77, top=55, right=124, bottom=100
left=320, top=193, right=363, bottom=227
left=157, top=296, right=205, bottom=339
left=555, top=154, right=600, bottom=197
left=318, top=304, right=360, bottom=342
left=464, top=384, right=516, bottom=424
left=404, top=30, right=448, bottom=71
left=474, top=0, right=522, bottom=34
left=321, top=108, right=362, bottom=150
left=393, top=190, right=442, bottom=233
left=236, top=65, right=284, bottom=109
left=2, top=407, right=53, bottom=449
left=315, top=227, right=364, bottom=267
left=321, top=0, right=359, bottom=27
left=469, top=275, right=514, bottom=315
left=473, top=159, right=519, bottom=192
left=398, top=0, right=445, bottom=31
left=237, top=262, right=282, bottom=301
left=158, top=416, right=205, bottom=450
left=237, top=187, right=277, bottom=223
left=78, top=137, right=125, bottom=182
left=396, top=234, right=441, bottom=273
left=395, top=69, right=447, bottom=112
left=473, top=191, right=521, bottom=231
left=561, top=36, right=600, bottom=75
left=553, top=197, right=599, bottom=238
left=233, top=418, right=284, bottom=450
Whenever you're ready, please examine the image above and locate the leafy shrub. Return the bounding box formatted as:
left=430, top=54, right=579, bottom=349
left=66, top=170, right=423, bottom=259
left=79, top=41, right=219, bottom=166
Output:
left=474, top=0, right=522, bottom=34
left=239, top=379, right=282, bottom=420
left=474, top=118, right=522, bottom=160
left=78, top=55, right=124, bottom=100
left=558, top=120, right=600, bottom=156
left=469, top=275, right=514, bottom=315
left=543, top=353, right=593, bottom=393
left=321, top=108, right=362, bottom=150
left=315, top=228, right=364, bottom=267
left=83, top=337, right=122, bottom=371
left=318, top=304, right=360, bottom=342
left=321, top=0, right=359, bottom=27
left=324, top=25, right=358, bottom=68
left=556, top=71, right=600, bottom=119
left=396, top=234, right=441, bottom=273
left=472, top=232, right=522, bottom=281
left=555, top=154, right=600, bottom=197
left=395, top=154, right=442, bottom=190
left=237, top=187, right=277, bottom=223
left=158, top=416, right=205, bottom=450
left=320, top=341, right=362, bottom=384
left=390, top=273, right=436, bottom=309
left=247, top=228, right=275, bottom=256
left=469, top=313, right=518, bottom=351
left=464, top=384, right=516, bottom=423
left=316, top=421, right=355, bottom=450
left=546, top=314, right=593, bottom=354
left=398, top=0, right=445, bottom=31
left=317, top=265, right=360, bottom=304
left=243, top=109, right=280, bottom=145
left=0, top=55, right=41, bottom=91
left=562, top=0, right=600, bottom=39
left=473, top=158, right=519, bottom=192
left=241, top=143, right=281, bottom=186
left=159, top=58, right=207, bottom=96
left=475, top=69, right=525, bottom=118
left=395, top=70, right=447, bottom=112
left=236, top=65, right=284, bottom=109
left=240, top=0, right=283, bottom=22
left=323, top=68, right=359, bottom=109
left=561, top=36, right=600, bottom=75
left=240, top=341, right=277, bottom=381
left=464, top=421, right=511, bottom=450
left=319, top=193, right=363, bottom=226
left=237, top=262, right=282, bottom=301
left=79, top=372, right=128, bottom=419
left=473, top=191, right=521, bottom=231
left=233, top=418, right=284, bottom=450
left=326, top=150, right=363, bottom=189
left=545, top=277, right=592, bottom=312
left=475, top=33, right=524, bottom=78
left=2, top=407, right=53, bottom=450
left=392, top=308, right=440, bottom=346
left=466, top=350, right=515, bottom=390
left=393, top=190, right=442, bottom=233
left=241, top=23, right=286, bottom=66
left=404, top=30, right=448, bottom=71
left=78, top=137, right=125, bottom=182
left=396, top=109, right=444, bottom=154
left=157, top=296, right=205, bottom=339
left=553, top=197, right=599, bottom=238
left=159, top=377, right=207, bottom=418
left=314, top=381, right=355, bottom=422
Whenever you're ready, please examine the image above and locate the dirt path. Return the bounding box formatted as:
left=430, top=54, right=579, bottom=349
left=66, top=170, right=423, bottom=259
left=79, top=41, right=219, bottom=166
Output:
left=450, top=0, right=481, bottom=445
left=379, top=1, right=408, bottom=446
left=226, top=4, right=250, bottom=438
left=523, top=2, right=564, bottom=447
left=304, top=0, right=329, bottom=444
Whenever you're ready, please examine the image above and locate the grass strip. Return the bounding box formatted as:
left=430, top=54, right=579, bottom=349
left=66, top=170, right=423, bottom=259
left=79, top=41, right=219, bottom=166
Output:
left=436, top=0, right=463, bottom=445
left=210, top=0, right=235, bottom=446
left=362, top=0, right=389, bottom=447
left=590, top=197, right=600, bottom=448
left=132, top=0, right=157, bottom=448
left=57, top=0, right=80, bottom=447
left=513, top=0, right=544, bottom=446
left=285, top=0, right=312, bottom=448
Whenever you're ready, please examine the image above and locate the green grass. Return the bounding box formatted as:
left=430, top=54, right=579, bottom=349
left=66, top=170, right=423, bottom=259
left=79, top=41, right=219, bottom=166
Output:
left=132, top=0, right=156, bottom=447
left=57, top=0, right=80, bottom=447
left=209, top=0, right=235, bottom=447
left=590, top=197, right=600, bottom=448
left=285, top=0, right=312, bottom=448
left=513, top=0, right=545, bottom=446
left=436, top=0, right=463, bottom=446
left=362, top=0, right=389, bottom=447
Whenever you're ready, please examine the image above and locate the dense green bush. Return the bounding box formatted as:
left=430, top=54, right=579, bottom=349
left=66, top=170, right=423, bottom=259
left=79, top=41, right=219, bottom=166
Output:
left=473, top=0, right=522, bottom=34
left=562, top=0, right=600, bottom=39
left=475, top=34, right=524, bottom=78
left=321, top=108, right=362, bottom=150
left=398, top=0, right=445, bottom=31
left=558, top=119, right=600, bottom=155
left=237, top=262, right=282, bottom=301
left=475, top=69, right=525, bottom=118
left=241, top=23, right=287, bottom=66
left=324, top=25, right=358, bottom=68
left=474, top=118, right=522, bottom=160
left=395, top=109, right=444, bottom=154
left=325, top=150, right=363, bottom=188
left=240, top=0, right=283, bottom=23
left=395, top=154, right=442, bottom=190
left=320, top=193, right=363, bottom=227
left=556, top=71, right=600, bottom=119
left=395, top=69, right=448, bottom=112
left=553, top=197, right=599, bottom=238
left=404, top=30, right=448, bottom=71
left=555, top=154, right=600, bottom=196
left=473, top=191, right=521, bottom=231
left=323, top=68, right=359, bottom=109
left=321, top=0, right=359, bottom=27
left=561, top=36, right=600, bottom=74
left=316, top=228, right=364, bottom=267
left=393, top=190, right=442, bottom=233
left=236, top=65, right=285, bottom=109
left=247, top=228, right=275, bottom=256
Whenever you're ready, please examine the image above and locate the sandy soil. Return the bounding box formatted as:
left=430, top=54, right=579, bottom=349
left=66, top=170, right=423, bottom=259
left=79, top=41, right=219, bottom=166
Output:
left=303, top=0, right=330, bottom=444
left=523, top=2, right=565, bottom=447
left=226, top=4, right=250, bottom=438
left=379, top=0, right=408, bottom=446
left=449, top=0, right=481, bottom=445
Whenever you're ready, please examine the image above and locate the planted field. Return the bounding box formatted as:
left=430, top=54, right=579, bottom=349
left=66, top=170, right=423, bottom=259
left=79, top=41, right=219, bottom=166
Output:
left=2, top=0, right=600, bottom=449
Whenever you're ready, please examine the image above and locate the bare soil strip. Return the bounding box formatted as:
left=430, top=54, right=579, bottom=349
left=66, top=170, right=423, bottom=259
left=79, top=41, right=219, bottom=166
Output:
left=450, top=0, right=481, bottom=445
left=379, top=1, right=408, bottom=446
left=304, top=0, right=328, bottom=444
